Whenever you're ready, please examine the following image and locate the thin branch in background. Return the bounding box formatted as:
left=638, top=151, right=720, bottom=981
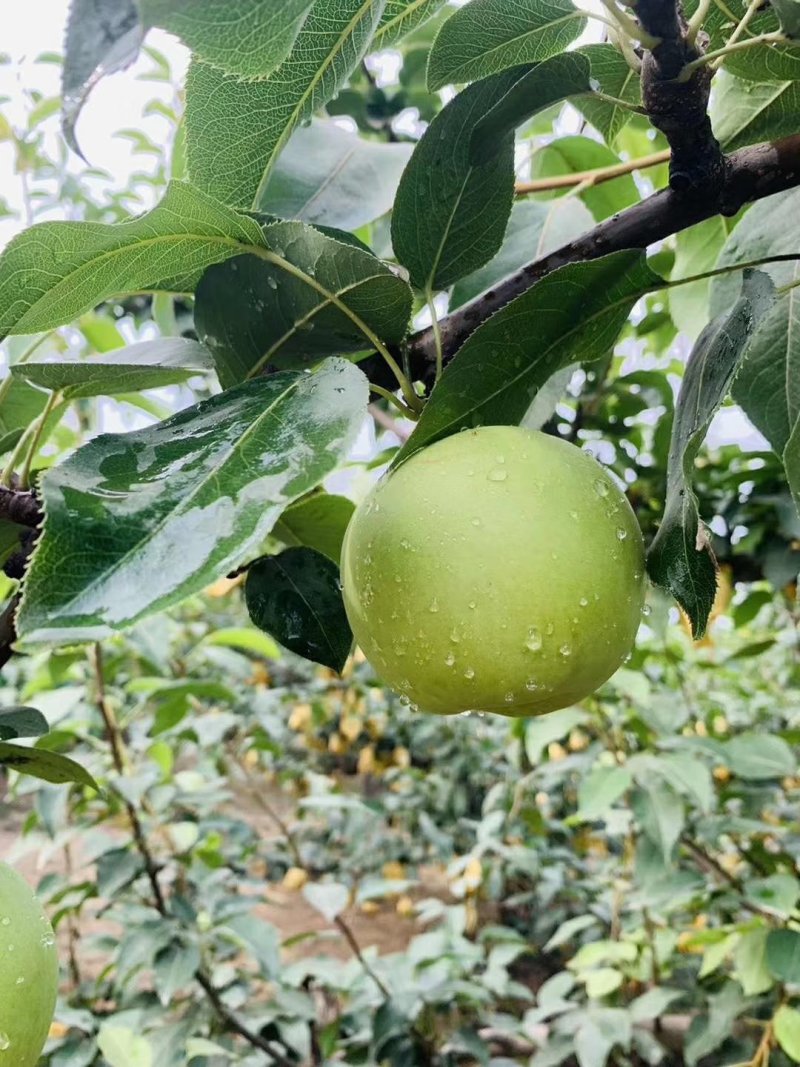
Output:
left=515, top=149, right=671, bottom=195
left=233, top=757, right=305, bottom=869
left=0, top=592, right=21, bottom=671
left=681, top=836, right=776, bottom=921
left=369, top=402, right=411, bottom=442
left=334, top=915, right=391, bottom=998
left=91, top=645, right=297, bottom=1066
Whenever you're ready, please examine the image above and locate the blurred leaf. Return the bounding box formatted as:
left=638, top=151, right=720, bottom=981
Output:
left=185, top=0, right=384, bottom=209
left=200, top=628, right=281, bottom=659
left=775, top=1005, right=800, bottom=1062
left=12, top=338, right=214, bottom=399
left=245, top=548, right=352, bottom=671
left=723, top=732, right=795, bottom=779
left=257, top=119, right=412, bottom=230
left=631, top=780, right=684, bottom=862
left=391, top=69, right=520, bottom=291
left=97, top=1026, right=153, bottom=1067
left=734, top=926, right=773, bottom=995
left=0, top=706, right=49, bottom=740
left=397, top=251, right=658, bottom=462
left=525, top=707, right=588, bottom=764
left=303, top=881, right=350, bottom=921
left=767, top=929, right=800, bottom=983
left=528, top=135, right=639, bottom=221
left=685, top=983, right=744, bottom=1065
left=0, top=742, right=98, bottom=788
left=427, top=0, right=585, bottom=89
left=571, top=766, right=633, bottom=823
left=154, top=941, right=200, bottom=1006
left=0, top=182, right=265, bottom=339
left=669, top=216, right=732, bottom=339
left=273, top=492, right=355, bottom=562
left=629, top=987, right=683, bottom=1022
left=772, top=0, right=800, bottom=36
left=0, top=379, right=48, bottom=454
left=61, top=0, right=143, bottom=154
left=18, top=360, right=367, bottom=643
left=195, top=221, right=411, bottom=387
left=647, top=271, right=775, bottom=637
left=724, top=41, right=800, bottom=80
left=450, top=198, right=593, bottom=309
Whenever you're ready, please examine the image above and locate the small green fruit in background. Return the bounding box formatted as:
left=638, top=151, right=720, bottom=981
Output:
left=342, top=426, right=645, bottom=716
left=0, top=862, right=58, bottom=1066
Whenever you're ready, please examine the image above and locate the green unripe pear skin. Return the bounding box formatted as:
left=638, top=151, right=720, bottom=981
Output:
left=0, top=862, right=58, bottom=1066
left=341, top=427, right=645, bottom=716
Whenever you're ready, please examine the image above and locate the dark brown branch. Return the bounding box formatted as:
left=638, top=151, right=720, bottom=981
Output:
left=397, top=134, right=800, bottom=381
left=0, top=592, right=20, bottom=671
left=0, top=486, right=43, bottom=528
left=637, top=0, right=726, bottom=192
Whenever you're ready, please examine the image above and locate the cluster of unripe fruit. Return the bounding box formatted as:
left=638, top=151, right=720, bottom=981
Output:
left=342, top=427, right=645, bottom=716
left=0, top=862, right=58, bottom=1066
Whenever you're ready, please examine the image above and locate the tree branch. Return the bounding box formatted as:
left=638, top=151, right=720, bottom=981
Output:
left=637, top=0, right=726, bottom=193
left=514, top=148, right=671, bottom=194
left=397, top=134, right=800, bottom=382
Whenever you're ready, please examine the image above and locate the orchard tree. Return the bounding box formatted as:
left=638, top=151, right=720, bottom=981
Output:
left=0, top=0, right=798, bottom=761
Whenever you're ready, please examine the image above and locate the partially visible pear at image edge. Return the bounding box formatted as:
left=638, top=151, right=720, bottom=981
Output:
left=0, top=862, right=59, bottom=1066
left=341, top=426, right=646, bottom=716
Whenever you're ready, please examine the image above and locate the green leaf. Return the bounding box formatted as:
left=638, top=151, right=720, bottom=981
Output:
left=631, top=780, right=684, bottom=863
left=17, top=359, right=368, bottom=643
left=723, top=732, right=795, bottom=779
left=654, top=752, right=714, bottom=812
left=396, top=250, right=659, bottom=463
left=140, top=0, right=314, bottom=78
left=97, top=1026, right=153, bottom=1067
left=725, top=42, right=800, bottom=81
left=200, top=628, right=281, bottom=660
left=772, top=0, right=800, bottom=38
left=749, top=874, right=800, bottom=917
left=629, top=987, right=683, bottom=1023
left=245, top=547, right=352, bottom=672
left=544, top=914, right=599, bottom=951
left=194, top=221, right=412, bottom=387
left=153, top=941, right=201, bottom=1006
left=450, top=198, right=593, bottom=309
left=528, top=135, right=640, bottom=222
left=273, top=492, right=355, bottom=562
left=469, top=54, right=593, bottom=164
left=669, top=216, right=733, bottom=339
left=712, top=71, right=800, bottom=151
left=575, top=43, right=642, bottom=143
left=0, top=379, right=49, bottom=453
left=0, top=182, right=266, bottom=339
left=525, top=707, right=588, bottom=764
left=734, top=926, right=773, bottom=995
left=711, top=190, right=800, bottom=507
left=0, top=706, right=49, bottom=741
left=303, top=881, right=350, bottom=921
left=374, top=0, right=449, bottom=47
left=571, top=766, right=633, bottom=823
left=0, top=741, right=98, bottom=788
left=391, top=69, right=520, bottom=291
left=61, top=0, right=143, bottom=154
left=427, top=0, right=585, bottom=90
left=185, top=0, right=385, bottom=210
left=647, top=271, right=775, bottom=638
left=583, top=968, right=623, bottom=999
left=11, top=338, right=214, bottom=399
left=256, top=119, right=412, bottom=230
left=685, top=984, right=744, bottom=1066
left=775, top=1005, right=800, bottom=1062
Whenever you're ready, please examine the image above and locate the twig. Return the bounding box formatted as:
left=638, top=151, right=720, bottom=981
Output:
left=0, top=592, right=21, bottom=671
left=388, top=134, right=800, bottom=385
left=334, top=915, right=391, bottom=998
left=681, top=836, right=776, bottom=920
left=91, top=645, right=296, bottom=1065
left=515, top=149, right=670, bottom=195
